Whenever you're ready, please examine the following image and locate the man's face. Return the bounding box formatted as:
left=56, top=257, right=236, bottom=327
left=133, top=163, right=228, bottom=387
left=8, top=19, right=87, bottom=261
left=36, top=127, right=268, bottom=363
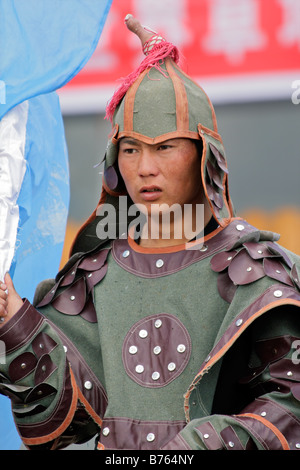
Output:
left=118, top=137, right=204, bottom=215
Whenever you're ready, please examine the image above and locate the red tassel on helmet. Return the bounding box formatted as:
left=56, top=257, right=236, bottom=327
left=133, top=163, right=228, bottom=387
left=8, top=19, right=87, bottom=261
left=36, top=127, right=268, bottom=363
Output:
left=105, top=16, right=180, bottom=123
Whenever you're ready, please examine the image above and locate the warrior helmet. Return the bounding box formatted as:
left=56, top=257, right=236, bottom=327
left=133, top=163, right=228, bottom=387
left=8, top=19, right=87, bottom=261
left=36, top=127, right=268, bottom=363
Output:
left=72, top=15, right=234, bottom=254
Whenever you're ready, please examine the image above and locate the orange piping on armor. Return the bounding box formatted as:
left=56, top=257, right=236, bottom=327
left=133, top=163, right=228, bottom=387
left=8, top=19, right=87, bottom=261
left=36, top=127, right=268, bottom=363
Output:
left=172, top=62, right=219, bottom=133
left=127, top=218, right=231, bottom=254
left=123, top=68, right=149, bottom=132
left=184, top=297, right=300, bottom=421
left=238, top=413, right=290, bottom=450
left=198, top=123, right=222, bottom=143
left=117, top=129, right=200, bottom=144
left=22, top=367, right=78, bottom=447
left=165, top=58, right=189, bottom=132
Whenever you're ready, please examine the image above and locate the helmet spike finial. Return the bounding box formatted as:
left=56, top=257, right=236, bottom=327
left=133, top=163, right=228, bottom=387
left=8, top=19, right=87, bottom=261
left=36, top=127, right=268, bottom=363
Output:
left=105, top=15, right=179, bottom=123
left=124, top=14, right=155, bottom=47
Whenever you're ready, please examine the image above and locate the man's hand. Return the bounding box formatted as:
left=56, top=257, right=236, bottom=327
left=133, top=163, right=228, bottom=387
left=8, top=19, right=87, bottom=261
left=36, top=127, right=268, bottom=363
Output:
left=0, top=273, right=24, bottom=326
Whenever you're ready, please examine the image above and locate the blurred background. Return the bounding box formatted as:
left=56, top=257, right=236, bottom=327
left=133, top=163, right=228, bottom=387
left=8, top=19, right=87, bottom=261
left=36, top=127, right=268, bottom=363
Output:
left=1, top=0, right=299, bottom=451
left=58, top=0, right=300, bottom=263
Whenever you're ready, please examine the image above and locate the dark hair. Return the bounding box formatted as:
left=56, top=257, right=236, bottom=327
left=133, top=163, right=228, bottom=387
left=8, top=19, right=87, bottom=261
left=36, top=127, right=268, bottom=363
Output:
left=195, top=139, right=204, bottom=160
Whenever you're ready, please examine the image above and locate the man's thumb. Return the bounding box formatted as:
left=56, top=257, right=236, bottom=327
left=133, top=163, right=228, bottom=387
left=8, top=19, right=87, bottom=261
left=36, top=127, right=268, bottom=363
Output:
left=4, top=272, right=15, bottom=293
left=4, top=272, right=23, bottom=317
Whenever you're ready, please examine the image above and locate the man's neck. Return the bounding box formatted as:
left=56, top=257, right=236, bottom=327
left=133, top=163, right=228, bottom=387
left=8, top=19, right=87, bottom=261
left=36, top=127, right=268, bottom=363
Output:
left=139, top=201, right=213, bottom=249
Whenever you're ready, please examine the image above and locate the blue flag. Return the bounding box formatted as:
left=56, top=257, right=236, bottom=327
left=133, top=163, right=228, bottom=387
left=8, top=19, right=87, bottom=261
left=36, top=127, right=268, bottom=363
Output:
left=0, top=0, right=113, bottom=450
left=0, top=396, right=21, bottom=450
left=9, top=92, right=70, bottom=302
left=0, top=0, right=113, bottom=119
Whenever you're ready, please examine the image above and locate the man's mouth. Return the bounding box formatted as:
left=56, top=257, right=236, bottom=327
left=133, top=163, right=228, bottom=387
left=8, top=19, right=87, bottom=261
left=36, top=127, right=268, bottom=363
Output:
left=139, top=186, right=162, bottom=201
left=140, top=186, right=162, bottom=193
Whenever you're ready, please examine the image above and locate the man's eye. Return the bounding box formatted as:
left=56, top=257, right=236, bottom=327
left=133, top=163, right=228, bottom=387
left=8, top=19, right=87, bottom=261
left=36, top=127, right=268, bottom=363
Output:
left=158, top=145, right=171, bottom=151
left=123, top=148, right=136, bottom=154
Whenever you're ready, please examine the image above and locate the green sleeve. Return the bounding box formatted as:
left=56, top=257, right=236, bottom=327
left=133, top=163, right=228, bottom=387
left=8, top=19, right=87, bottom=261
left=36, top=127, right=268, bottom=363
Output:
left=0, top=300, right=99, bottom=449
left=163, top=305, right=300, bottom=451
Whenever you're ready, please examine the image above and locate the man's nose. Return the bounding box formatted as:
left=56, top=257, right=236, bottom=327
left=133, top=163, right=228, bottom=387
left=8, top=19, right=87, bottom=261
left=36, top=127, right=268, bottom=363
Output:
left=138, top=150, right=159, bottom=176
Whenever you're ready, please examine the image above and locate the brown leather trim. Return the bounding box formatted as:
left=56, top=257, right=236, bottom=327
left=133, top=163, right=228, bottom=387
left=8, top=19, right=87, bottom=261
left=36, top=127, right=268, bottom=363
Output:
left=98, top=416, right=186, bottom=450
left=113, top=219, right=256, bottom=278
left=34, top=354, right=57, bottom=386
left=0, top=299, right=43, bottom=354
left=126, top=216, right=234, bottom=255
left=184, top=285, right=300, bottom=421
left=9, top=352, right=37, bottom=382
left=172, top=61, right=219, bottom=133
left=110, top=123, right=119, bottom=144
left=165, top=58, right=189, bottom=132
left=117, top=129, right=200, bottom=145
left=122, top=313, right=191, bottom=388
left=195, top=422, right=224, bottom=450
left=220, top=426, right=245, bottom=450
left=236, top=413, right=290, bottom=450
left=52, top=277, right=86, bottom=315
left=240, top=398, right=300, bottom=450
left=270, top=357, right=300, bottom=381
left=32, top=332, right=58, bottom=358
left=19, top=364, right=78, bottom=444
left=240, top=336, right=299, bottom=386
left=198, top=123, right=222, bottom=143
left=161, top=433, right=191, bottom=450
left=123, top=69, right=149, bottom=132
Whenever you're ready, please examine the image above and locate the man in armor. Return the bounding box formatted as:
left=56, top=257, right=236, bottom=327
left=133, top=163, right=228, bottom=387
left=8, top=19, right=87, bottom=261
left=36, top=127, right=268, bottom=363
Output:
left=0, top=16, right=300, bottom=450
